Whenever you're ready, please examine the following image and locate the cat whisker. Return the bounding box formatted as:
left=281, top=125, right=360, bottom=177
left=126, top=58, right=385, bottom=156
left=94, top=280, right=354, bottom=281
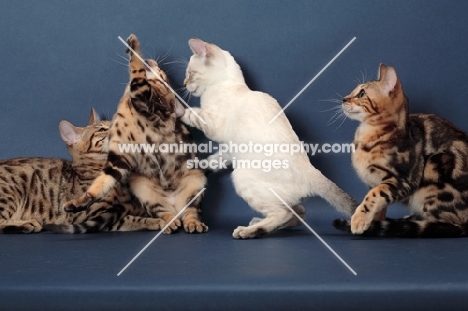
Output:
left=110, top=57, right=130, bottom=68
left=319, top=98, right=343, bottom=105
left=320, top=105, right=342, bottom=113
left=325, top=104, right=349, bottom=131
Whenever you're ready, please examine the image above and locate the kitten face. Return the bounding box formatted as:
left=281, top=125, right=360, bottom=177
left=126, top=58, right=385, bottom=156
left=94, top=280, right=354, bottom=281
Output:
left=342, top=82, right=384, bottom=122
left=79, top=120, right=110, bottom=154
left=184, top=38, right=232, bottom=97
left=184, top=65, right=205, bottom=97
left=140, top=58, right=184, bottom=116
left=342, top=64, right=403, bottom=123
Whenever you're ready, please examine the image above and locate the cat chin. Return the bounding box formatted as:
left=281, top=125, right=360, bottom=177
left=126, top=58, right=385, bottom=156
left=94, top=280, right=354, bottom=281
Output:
left=344, top=111, right=365, bottom=122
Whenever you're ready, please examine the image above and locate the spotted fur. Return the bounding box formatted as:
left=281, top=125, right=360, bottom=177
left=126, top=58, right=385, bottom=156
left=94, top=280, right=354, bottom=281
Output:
left=0, top=109, right=163, bottom=234
left=63, top=34, right=207, bottom=234
left=334, top=64, right=468, bottom=237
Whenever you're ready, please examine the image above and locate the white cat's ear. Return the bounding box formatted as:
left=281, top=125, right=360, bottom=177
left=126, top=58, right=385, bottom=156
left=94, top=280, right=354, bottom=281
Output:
left=189, top=38, right=209, bottom=58
left=173, top=99, right=185, bottom=118
left=59, top=120, right=84, bottom=145
left=88, top=108, right=100, bottom=125
left=379, top=64, right=398, bottom=95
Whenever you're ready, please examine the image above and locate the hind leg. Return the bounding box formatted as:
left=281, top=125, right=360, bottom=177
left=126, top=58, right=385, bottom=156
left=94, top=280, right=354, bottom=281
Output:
left=278, top=204, right=306, bottom=229
left=249, top=205, right=305, bottom=229
left=0, top=219, right=42, bottom=233
left=231, top=170, right=303, bottom=239
left=233, top=204, right=295, bottom=239
left=173, top=169, right=208, bottom=233
left=130, top=175, right=180, bottom=234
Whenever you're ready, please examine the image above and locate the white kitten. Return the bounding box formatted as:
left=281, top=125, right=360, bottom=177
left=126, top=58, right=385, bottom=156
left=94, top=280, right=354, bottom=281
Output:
left=181, top=38, right=358, bottom=239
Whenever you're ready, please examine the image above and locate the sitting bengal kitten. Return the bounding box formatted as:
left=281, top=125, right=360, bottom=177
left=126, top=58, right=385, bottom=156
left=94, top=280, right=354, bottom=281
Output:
left=63, top=34, right=207, bottom=234
left=0, top=109, right=163, bottom=233
left=333, top=64, right=468, bottom=237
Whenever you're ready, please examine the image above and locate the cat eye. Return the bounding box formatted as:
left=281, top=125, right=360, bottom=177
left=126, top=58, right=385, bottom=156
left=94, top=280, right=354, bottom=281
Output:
left=98, top=128, right=107, bottom=132
left=357, top=89, right=366, bottom=98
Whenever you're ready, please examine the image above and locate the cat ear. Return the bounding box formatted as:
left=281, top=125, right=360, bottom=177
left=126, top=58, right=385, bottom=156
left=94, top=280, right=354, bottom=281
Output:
left=59, top=120, right=84, bottom=145
left=379, top=65, right=398, bottom=95
left=189, top=38, right=209, bottom=58
left=377, top=63, right=387, bottom=81
left=173, top=99, right=185, bottom=118
left=88, top=108, right=100, bottom=125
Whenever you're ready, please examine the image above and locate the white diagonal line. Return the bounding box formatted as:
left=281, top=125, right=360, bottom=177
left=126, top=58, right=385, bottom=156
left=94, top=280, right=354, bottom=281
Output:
left=268, top=188, right=357, bottom=276
left=268, top=37, right=357, bottom=124
left=118, top=36, right=207, bottom=125
left=117, top=188, right=206, bottom=276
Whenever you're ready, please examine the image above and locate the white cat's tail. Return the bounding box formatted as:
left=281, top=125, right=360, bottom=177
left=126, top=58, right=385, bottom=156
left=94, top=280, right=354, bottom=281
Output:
left=308, top=167, right=359, bottom=217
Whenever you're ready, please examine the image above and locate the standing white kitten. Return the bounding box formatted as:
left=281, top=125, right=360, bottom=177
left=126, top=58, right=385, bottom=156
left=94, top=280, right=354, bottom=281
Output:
left=181, top=38, right=357, bottom=239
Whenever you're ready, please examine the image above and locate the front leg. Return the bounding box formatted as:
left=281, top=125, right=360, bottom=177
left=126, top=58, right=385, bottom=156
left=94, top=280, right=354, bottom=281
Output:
left=180, top=108, right=217, bottom=139
left=351, top=182, right=402, bottom=234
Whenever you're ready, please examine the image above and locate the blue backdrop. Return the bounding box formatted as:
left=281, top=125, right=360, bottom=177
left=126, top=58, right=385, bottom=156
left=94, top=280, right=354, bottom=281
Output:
left=1, top=0, right=468, bottom=222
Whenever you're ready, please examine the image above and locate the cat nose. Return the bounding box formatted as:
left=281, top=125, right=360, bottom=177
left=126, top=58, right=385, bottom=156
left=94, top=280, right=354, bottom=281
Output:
left=144, top=59, right=157, bottom=69
left=183, top=77, right=189, bottom=86
left=342, top=97, right=350, bottom=103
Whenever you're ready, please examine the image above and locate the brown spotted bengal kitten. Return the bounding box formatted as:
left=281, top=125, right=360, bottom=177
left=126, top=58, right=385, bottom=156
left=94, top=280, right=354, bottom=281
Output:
left=0, top=109, right=163, bottom=233
left=333, top=64, right=468, bottom=238
left=63, top=34, right=208, bottom=234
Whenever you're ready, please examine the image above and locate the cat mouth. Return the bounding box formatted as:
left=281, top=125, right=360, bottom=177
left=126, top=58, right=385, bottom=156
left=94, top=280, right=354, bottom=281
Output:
left=187, top=85, right=198, bottom=94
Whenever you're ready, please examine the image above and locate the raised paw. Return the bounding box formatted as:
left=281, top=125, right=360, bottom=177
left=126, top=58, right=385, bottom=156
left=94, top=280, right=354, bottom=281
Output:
left=350, top=204, right=374, bottom=234
left=126, top=34, right=140, bottom=54
left=63, top=194, right=93, bottom=213
left=232, top=225, right=267, bottom=239
left=183, top=219, right=208, bottom=233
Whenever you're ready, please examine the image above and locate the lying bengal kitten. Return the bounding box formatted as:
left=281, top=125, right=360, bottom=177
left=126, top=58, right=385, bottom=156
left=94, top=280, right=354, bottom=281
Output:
left=63, top=34, right=207, bottom=234
left=333, top=64, right=468, bottom=237
left=0, top=109, right=163, bottom=233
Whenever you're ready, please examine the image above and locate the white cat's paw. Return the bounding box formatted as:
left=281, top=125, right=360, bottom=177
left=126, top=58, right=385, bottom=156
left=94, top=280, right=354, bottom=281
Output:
left=232, top=225, right=267, bottom=239
left=350, top=204, right=373, bottom=234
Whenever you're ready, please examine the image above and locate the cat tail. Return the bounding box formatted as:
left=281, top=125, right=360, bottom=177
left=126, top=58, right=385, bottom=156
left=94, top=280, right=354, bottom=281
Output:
left=308, top=167, right=359, bottom=217
left=333, top=218, right=468, bottom=238
left=43, top=222, right=104, bottom=234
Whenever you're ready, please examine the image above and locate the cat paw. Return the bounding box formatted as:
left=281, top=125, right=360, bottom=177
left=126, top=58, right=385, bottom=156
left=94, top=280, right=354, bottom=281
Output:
left=232, top=225, right=267, bottom=239
left=146, top=218, right=165, bottom=231
left=4, top=220, right=42, bottom=234
left=183, top=219, right=208, bottom=233
left=21, top=220, right=42, bottom=233
left=63, top=194, right=93, bottom=213
left=161, top=217, right=182, bottom=234
left=350, top=205, right=373, bottom=234
left=126, top=34, right=139, bottom=54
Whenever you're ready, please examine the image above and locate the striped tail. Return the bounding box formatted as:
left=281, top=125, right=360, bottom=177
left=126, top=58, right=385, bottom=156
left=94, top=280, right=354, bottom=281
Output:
left=333, top=218, right=467, bottom=238
left=43, top=221, right=105, bottom=234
